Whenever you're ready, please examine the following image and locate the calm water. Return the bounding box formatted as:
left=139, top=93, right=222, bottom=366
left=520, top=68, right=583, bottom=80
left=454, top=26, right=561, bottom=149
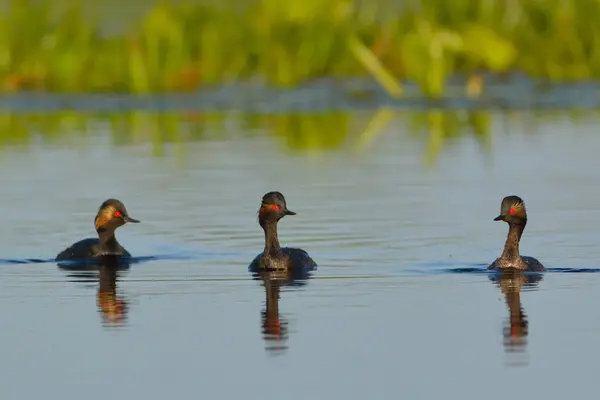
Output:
left=1, top=108, right=600, bottom=399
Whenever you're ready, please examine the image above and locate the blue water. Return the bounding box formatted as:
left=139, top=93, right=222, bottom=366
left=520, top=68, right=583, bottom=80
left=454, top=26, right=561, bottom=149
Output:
left=1, top=106, right=600, bottom=399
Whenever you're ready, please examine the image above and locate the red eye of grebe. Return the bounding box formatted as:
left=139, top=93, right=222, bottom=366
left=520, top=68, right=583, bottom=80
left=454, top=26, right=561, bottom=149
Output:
left=509, top=208, right=515, bottom=215
left=272, top=205, right=279, bottom=211
left=114, top=211, right=122, bottom=217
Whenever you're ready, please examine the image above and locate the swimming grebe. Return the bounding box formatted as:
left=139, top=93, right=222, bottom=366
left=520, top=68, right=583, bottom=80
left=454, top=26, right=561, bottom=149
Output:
left=249, top=192, right=317, bottom=272
left=55, top=199, right=140, bottom=261
left=488, top=195, right=545, bottom=272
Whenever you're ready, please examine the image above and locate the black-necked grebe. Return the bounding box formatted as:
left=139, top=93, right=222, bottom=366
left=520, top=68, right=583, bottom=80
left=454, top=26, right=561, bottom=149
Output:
left=249, top=192, right=316, bottom=272
left=55, top=199, right=140, bottom=261
left=488, top=195, right=545, bottom=272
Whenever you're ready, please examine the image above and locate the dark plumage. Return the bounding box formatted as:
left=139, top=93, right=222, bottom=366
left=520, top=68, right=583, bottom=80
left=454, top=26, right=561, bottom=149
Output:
left=488, top=195, right=545, bottom=272
left=248, top=192, right=317, bottom=273
left=55, top=199, right=140, bottom=262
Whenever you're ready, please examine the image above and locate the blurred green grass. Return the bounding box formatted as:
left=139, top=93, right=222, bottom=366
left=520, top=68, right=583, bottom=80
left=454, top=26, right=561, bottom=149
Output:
left=1, top=0, right=600, bottom=97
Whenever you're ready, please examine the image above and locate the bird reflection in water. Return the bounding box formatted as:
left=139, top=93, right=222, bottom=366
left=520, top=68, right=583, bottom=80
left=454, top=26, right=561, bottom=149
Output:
left=252, top=268, right=312, bottom=355
left=58, top=256, right=130, bottom=328
left=97, top=259, right=129, bottom=327
left=489, top=270, right=543, bottom=366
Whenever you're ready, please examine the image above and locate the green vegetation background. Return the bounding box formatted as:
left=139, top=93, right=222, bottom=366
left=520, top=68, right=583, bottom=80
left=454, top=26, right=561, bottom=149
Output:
left=1, top=0, right=598, bottom=97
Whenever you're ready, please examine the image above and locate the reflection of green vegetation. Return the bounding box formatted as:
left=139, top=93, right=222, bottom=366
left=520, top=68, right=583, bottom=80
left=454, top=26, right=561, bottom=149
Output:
left=0, top=109, right=529, bottom=162
left=2, top=0, right=600, bottom=97
left=254, top=113, right=351, bottom=151
left=8, top=109, right=600, bottom=162
left=407, top=110, right=493, bottom=164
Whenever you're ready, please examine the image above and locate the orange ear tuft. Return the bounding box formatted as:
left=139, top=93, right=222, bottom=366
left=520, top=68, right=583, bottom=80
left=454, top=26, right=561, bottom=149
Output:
left=95, top=207, right=114, bottom=230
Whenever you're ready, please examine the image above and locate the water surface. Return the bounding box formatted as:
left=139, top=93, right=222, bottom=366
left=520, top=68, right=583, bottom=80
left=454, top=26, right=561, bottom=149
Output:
left=1, top=108, right=599, bottom=399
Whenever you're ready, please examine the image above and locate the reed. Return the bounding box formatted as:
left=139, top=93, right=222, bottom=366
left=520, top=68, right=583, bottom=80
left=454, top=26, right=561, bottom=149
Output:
left=1, top=0, right=600, bottom=97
